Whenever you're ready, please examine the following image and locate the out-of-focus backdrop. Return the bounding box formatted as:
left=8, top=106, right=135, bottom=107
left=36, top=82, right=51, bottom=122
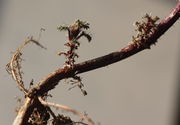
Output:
left=0, top=0, right=179, bottom=125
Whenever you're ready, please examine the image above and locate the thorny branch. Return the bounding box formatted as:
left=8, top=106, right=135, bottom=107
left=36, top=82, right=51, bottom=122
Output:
left=9, top=1, right=180, bottom=125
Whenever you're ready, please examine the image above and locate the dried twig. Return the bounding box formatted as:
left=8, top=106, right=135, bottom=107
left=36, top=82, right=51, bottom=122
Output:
left=6, top=36, right=46, bottom=95
left=27, top=2, right=180, bottom=98
left=12, top=2, right=180, bottom=125
left=38, top=97, right=95, bottom=125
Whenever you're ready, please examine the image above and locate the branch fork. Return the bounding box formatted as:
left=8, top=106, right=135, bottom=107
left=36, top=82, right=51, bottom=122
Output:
left=6, top=2, right=180, bottom=125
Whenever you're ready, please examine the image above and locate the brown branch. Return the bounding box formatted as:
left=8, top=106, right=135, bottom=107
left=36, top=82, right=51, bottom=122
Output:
left=7, top=37, right=47, bottom=125
left=28, top=1, right=180, bottom=98
left=38, top=97, right=95, bottom=125
left=13, top=98, right=37, bottom=125
left=6, top=37, right=46, bottom=95
left=13, top=2, right=180, bottom=125
left=74, top=1, right=180, bottom=74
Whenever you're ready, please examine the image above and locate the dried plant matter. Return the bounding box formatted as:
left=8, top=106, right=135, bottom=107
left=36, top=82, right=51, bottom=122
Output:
left=7, top=22, right=94, bottom=125
left=6, top=37, right=46, bottom=95
left=6, top=1, right=180, bottom=125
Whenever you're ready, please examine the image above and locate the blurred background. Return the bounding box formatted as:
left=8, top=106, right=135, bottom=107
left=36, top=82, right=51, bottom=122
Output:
left=0, top=0, right=179, bottom=125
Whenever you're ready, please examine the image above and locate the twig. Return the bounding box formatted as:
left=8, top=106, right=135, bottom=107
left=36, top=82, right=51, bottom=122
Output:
left=12, top=2, right=180, bottom=125
left=28, top=1, right=180, bottom=97
left=38, top=97, right=95, bottom=125
left=12, top=98, right=37, bottom=125
left=6, top=37, right=46, bottom=95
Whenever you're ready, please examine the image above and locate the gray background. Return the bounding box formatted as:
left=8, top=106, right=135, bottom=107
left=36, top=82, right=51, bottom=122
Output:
left=0, top=0, right=179, bottom=125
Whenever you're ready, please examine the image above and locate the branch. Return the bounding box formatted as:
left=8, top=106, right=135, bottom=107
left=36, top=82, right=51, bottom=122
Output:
left=12, top=2, right=180, bottom=125
left=6, top=37, right=46, bottom=95
left=38, top=97, right=95, bottom=125
left=13, top=98, right=37, bottom=125
left=28, top=1, right=180, bottom=97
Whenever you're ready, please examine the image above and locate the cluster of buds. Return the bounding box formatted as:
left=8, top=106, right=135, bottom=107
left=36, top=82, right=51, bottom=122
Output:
left=131, top=14, right=159, bottom=48
left=58, top=20, right=92, bottom=66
